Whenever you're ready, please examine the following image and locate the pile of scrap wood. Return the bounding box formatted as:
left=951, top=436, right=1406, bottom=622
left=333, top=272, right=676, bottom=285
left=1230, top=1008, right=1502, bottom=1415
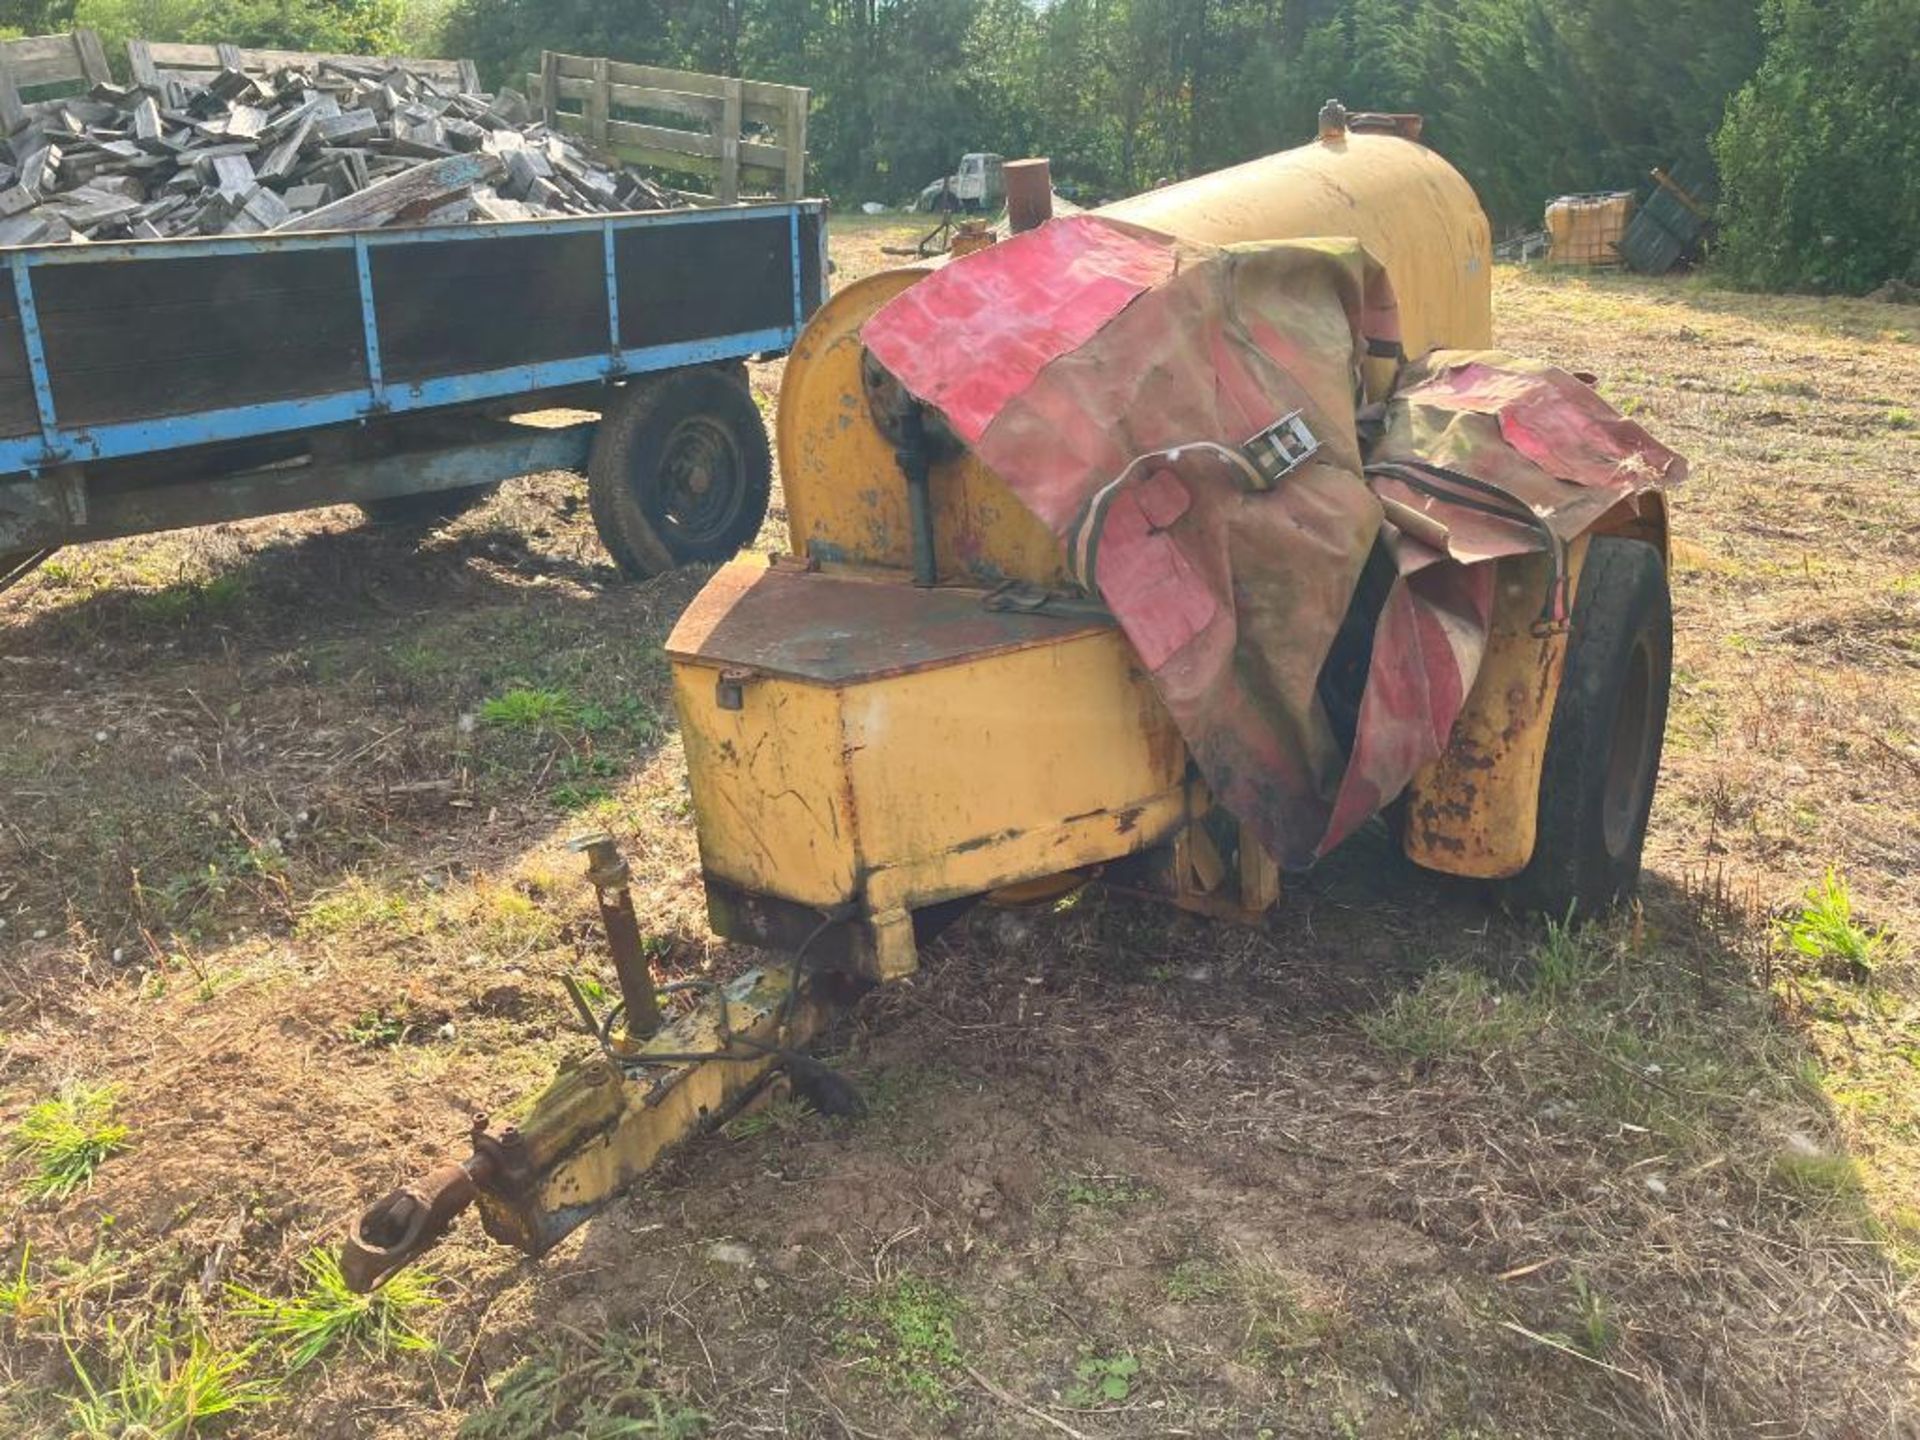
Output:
left=0, top=56, right=672, bottom=246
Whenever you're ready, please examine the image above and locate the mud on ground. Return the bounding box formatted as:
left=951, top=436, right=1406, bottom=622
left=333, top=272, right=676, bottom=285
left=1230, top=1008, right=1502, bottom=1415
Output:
left=2, top=224, right=1917, bottom=1437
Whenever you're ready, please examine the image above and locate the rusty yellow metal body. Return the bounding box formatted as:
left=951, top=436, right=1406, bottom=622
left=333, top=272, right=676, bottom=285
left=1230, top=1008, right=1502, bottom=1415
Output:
left=667, top=557, right=1188, bottom=979
left=675, top=127, right=1645, bottom=971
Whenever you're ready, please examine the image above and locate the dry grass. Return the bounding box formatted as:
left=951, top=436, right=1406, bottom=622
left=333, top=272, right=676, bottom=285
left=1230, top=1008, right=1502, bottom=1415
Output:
left=1, top=224, right=1916, bottom=1437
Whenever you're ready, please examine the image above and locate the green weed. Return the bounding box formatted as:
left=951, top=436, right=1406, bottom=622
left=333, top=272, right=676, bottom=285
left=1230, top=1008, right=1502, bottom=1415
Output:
left=300, top=879, right=414, bottom=939
left=62, top=1317, right=272, bottom=1439
left=0, top=1247, right=47, bottom=1328
left=1780, top=869, right=1890, bottom=982
left=229, top=1248, right=440, bottom=1371
left=480, top=687, right=579, bottom=733
left=1166, top=1257, right=1228, bottom=1303
left=1064, top=1351, right=1139, bottom=1405
left=127, top=573, right=249, bottom=626
left=1886, top=407, right=1915, bottom=430
left=721, top=1094, right=816, bottom=1141
left=1058, top=1171, right=1152, bottom=1211
left=836, top=1276, right=963, bottom=1410
left=1770, top=1147, right=1865, bottom=1205
left=1568, top=1272, right=1620, bottom=1358
left=459, top=1330, right=706, bottom=1439
left=11, top=1084, right=130, bottom=1200
left=1358, top=967, right=1528, bottom=1061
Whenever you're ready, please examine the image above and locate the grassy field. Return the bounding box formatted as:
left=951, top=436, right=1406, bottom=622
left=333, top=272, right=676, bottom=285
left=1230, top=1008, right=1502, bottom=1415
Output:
left=2, top=219, right=1917, bottom=1438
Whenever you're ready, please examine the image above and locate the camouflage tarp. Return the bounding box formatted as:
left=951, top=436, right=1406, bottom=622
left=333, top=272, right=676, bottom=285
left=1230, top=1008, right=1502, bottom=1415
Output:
left=862, top=214, right=1682, bottom=870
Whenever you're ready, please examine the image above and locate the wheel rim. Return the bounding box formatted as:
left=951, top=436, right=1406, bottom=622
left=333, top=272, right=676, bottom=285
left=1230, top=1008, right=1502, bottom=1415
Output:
left=646, top=415, right=747, bottom=548
left=1601, top=634, right=1658, bottom=859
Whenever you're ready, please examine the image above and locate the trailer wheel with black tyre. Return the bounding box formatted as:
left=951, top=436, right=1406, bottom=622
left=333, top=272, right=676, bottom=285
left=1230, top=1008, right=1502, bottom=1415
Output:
left=1503, top=537, right=1672, bottom=919
left=588, top=366, right=772, bottom=580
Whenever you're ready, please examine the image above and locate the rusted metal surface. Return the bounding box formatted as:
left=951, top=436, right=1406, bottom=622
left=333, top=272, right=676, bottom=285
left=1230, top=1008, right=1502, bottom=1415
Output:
left=664, top=558, right=1111, bottom=685
left=571, top=832, right=662, bottom=1042
left=341, top=1112, right=506, bottom=1292
left=1004, top=157, right=1054, bottom=233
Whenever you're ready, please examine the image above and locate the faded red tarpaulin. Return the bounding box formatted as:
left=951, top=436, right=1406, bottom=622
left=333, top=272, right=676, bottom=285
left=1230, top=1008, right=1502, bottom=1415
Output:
left=862, top=217, right=1680, bottom=870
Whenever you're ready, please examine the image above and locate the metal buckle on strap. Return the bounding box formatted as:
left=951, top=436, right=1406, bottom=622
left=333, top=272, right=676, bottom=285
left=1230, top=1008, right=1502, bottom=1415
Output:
left=1240, top=410, right=1320, bottom=489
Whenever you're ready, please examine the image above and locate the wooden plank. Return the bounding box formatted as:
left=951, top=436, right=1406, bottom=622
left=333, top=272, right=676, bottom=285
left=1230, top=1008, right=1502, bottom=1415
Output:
left=554, top=76, right=726, bottom=125
left=539, top=50, right=560, bottom=129
left=0, top=65, right=24, bottom=136
left=127, top=39, right=160, bottom=89
left=717, top=77, right=741, bottom=204
left=782, top=87, right=808, bottom=200
left=586, top=55, right=610, bottom=150
left=554, top=54, right=802, bottom=112
left=74, top=29, right=112, bottom=86
left=136, top=41, right=474, bottom=90
left=273, top=151, right=501, bottom=232
left=0, top=33, right=90, bottom=88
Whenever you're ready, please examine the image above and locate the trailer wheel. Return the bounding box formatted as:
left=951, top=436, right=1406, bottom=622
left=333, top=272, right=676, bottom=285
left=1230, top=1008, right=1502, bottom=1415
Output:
left=588, top=368, right=771, bottom=579
left=1503, top=538, right=1672, bottom=918
left=358, top=484, right=498, bottom=526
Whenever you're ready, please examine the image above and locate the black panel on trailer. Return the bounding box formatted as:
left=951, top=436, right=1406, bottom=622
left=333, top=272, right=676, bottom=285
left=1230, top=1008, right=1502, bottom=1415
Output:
left=35, top=249, right=368, bottom=428
left=0, top=280, right=37, bottom=440
left=799, top=209, right=824, bottom=317
left=373, top=230, right=608, bottom=385
left=615, top=214, right=794, bottom=350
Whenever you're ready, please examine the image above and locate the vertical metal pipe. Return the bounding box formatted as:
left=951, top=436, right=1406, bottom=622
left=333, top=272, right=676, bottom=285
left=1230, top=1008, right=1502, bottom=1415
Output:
left=1004, top=157, right=1054, bottom=234
left=574, top=834, right=662, bottom=1040
left=896, top=403, right=937, bottom=587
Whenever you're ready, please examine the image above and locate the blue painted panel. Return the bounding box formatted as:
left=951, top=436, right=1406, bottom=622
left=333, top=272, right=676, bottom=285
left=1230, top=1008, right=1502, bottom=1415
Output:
left=0, top=326, right=794, bottom=476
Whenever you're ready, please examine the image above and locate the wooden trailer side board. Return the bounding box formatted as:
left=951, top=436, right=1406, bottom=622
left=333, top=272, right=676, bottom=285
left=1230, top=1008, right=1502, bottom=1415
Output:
left=0, top=30, right=113, bottom=134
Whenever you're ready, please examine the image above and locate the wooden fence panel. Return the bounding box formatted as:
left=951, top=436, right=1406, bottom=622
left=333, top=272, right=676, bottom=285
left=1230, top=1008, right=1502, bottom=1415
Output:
left=528, top=52, right=808, bottom=202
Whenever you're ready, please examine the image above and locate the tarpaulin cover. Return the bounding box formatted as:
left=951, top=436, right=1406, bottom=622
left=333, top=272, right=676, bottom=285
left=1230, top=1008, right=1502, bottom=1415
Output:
left=861, top=214, right=1682, bottom=870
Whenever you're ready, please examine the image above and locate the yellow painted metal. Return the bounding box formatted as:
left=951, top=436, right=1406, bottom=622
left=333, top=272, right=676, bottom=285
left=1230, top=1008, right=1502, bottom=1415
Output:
left=777, top=130, right=1493, bottom=586
left=668, top=558, right=1189, bottom=978
left=776, top=269, right=1073, bottom=587
left=475, top=965, right=831, bottom=1256
left=1401, top=541, right=1590, bottom=878
left=1099, top=130, right=1492, bottom=357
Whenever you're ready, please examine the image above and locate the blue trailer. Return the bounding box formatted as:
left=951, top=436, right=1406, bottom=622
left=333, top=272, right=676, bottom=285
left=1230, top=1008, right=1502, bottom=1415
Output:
left=0, top=195, right=827, bottom=590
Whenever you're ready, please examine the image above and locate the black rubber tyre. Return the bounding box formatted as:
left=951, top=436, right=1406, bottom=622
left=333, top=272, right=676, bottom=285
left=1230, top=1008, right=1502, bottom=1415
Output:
left=357, top=483, right=498, bottom=526
left=1502, top=537, right=1672, bottom=918
left=587, top=367, right=771, bottom=579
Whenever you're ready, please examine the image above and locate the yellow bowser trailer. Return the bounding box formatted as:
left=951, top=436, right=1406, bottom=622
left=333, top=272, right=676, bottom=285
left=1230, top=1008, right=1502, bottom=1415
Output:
left=342, top=112, right=1673, bottom=1289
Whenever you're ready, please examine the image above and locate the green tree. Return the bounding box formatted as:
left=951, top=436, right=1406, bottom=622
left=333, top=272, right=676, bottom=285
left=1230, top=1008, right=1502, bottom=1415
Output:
left=1715, top=0, right=1920, bottom=292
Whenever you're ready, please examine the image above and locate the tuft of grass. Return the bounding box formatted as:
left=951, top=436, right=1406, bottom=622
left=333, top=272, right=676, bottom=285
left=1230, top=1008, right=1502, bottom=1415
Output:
left=1568, top=1272, right=1620, bottom=1358
left=835, top=1275, right=964, bottom=1411
left=0, top=1246, right=48, bottom=1329
left=229, top=1248, right=440, bottom=1372
left=459, top=1330, right=706, bottom=1440
left=1779, top=869, right=1890, bottom=982
left=1057, top=1171, right=1153, bottom=1212
left=1166, top=1257, right=1228, bottom=1303
left=1358, top=967, right=1528, bottom=1061
left=1886, top=407, right=1915, bottom=430
left=127, top=573, right=249, bottom=626
left=479, top=687, right=579, bottom=733
left=298, top=879, right=412, bottom=939
left=1770, top=1146, right=1866, bottom=1205
left=10, top=1084, right=130, bottom=1200
left=721, top=1094, right=816, bottom=1141
left=62, top=1316, right=273, bottom=1439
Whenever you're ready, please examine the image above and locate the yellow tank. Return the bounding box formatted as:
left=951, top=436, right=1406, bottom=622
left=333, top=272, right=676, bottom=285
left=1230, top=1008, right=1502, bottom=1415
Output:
left=778, top=129, right=1492, bottom=588
left=1099, top=130, right=1492, bottom=355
